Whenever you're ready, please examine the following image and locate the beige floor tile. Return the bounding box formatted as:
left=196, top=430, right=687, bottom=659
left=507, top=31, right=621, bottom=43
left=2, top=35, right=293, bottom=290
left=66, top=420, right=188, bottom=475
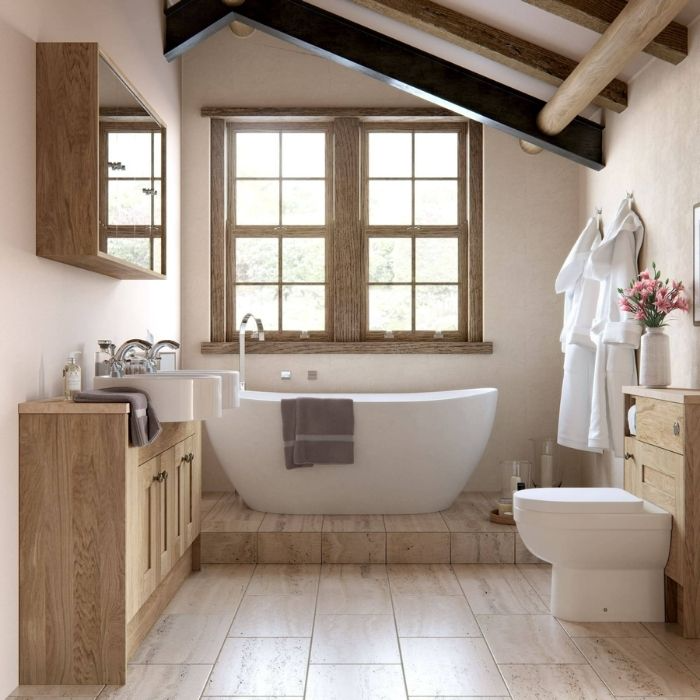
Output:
left=200, top=532, right=257, bottom=563
left=9, top=687, right=103, bottom=698
left=201, top=491, right=226, bottom=517
left=323, top=514, right=385, bottom=532
left=560, top=620, right=652, bottom=638
left=100, top=664, right=211, bottom=700
left=259, top=512, right=324, bottom=532
left=201, top=491, right=265, bottom=532
left=451, top=532, right=515, bottom=564
left=311, top=614, right=400, bottom=664
left=306, top=664, right=407, bottom=700
left=204, top=698, right=303, bottom=700
left=322, top=532, right=386, bottom=564
left=317, top=564, right=392, bottom=614
left=258, top=532, right=322, bottom=563
left=644, top=622, right=700, bottom=676
left=393, top=595, right=481, bottom=637
left=515, top=532, right=545, bottom=564
left=500, top=663, right=613, bottom=699
left=387, top=533, right=450, bottom=564
left=401, top=637, right=508, bottom=696
left=129, top=613, right=232, bottom=664
left=229, top=594, right=316, bottom=637
left=204, top=637, right=309, bottom=697
left=387, top=564, right=462, bottom=595
left=408, top=698, right=510, bottom=700
left=384, top=513, right=448, bottom=532
left=454, top=564, right=548, bottom=614
left=247, top=563, right=320, bottom=596
left=478, top=614, right=585, bottom=664
left=164, top=563, right=254, bottom=614
left=516, top=562, right=552, bottom=609
left=442, top=492, right=515, bottom=533
left=575, top=636, right=700, bottom=697
left=9, top=697, right=97, bottom=700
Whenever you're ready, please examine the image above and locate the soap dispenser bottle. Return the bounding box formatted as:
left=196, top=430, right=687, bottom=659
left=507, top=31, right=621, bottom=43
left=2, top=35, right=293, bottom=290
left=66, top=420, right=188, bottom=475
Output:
left=63, top=351, right=82, bottom=400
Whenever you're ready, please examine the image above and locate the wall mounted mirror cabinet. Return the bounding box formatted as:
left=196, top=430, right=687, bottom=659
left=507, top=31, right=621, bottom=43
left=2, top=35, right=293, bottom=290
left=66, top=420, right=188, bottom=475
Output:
left=37, top=43, right=166, bottom=279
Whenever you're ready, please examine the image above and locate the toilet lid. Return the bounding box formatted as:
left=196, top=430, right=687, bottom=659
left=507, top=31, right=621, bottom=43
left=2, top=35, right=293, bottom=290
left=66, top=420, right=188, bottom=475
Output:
left=514, top=487, right=644, bottom=514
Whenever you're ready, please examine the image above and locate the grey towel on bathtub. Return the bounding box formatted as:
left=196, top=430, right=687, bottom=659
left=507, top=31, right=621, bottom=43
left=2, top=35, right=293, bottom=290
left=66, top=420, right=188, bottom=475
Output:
left=74, top=388, right=162, bottom=447
left=281, top=398, right=354, bottom=469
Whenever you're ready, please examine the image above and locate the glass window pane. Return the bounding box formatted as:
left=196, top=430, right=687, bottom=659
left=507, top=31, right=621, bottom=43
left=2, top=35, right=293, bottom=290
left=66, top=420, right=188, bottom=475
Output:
left=283, top=238, right=325, bottom=282
left=415, top=238, right=458, bottom=282
left=282, top=133, right=325, bottom=177
left=153, top=237, right=162, bottom=273
left=282, top=285, right=325, bottom=331
left=236, top=285, right=279, bottom=331
left=153, top=182, right=161, bottom=226
left=236, top=237, right=279, bottom=282
left=368, top=285, right=412, bottom=331
left=236, top=180, right=279, bottom=225
left=368, top=180, right=412, bottom=225
left=416, top=285, right=459, bottom=331
left=414, top=180, right=458, bottom=225
left=368, top=132, right=412, bottom=177
left=282, top=180, right=325, bottom=225
left=108, top=180, right=153, bottom=226
left=107, top=237, right=151, bottom=269
left=414, top=132, right=458, bottom=177
left=153, top=132, right=161, bottom=178
left=108, top=132, right=153, bottom=177
left=235, top=132, right=279, bottom=177
left=368, top=238, right=412, bottom=283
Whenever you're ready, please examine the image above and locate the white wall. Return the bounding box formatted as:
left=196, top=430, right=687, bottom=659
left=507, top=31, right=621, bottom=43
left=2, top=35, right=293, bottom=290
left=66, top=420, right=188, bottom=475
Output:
left=579, top=20, right=700, bottom=487
left=0, top=2, right=181, bottom=695
left=181, top=29, right=582, bottom=493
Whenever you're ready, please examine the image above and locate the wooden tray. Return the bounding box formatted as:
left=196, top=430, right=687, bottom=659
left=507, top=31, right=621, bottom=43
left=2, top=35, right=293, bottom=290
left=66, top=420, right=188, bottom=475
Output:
left=490, top=508, right=515, bottom=526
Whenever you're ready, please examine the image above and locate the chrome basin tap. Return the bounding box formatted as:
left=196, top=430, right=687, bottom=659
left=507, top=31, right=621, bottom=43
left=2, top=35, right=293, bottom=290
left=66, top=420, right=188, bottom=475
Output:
left=111, top=338, right=152, bottom=377
left=147, top=339, right=180, bottom=372
left=239, top=313, right=265, bottom=390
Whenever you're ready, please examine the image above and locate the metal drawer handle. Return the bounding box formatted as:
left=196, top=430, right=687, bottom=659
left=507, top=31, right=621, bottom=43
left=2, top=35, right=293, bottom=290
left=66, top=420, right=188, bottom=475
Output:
left=624, top=452, right=633, bottom=460
left=673, top=421, right=681, bottom=436
left=153, top=470, right=168, bottom=483
left=182, top=452, right=194, bottom=464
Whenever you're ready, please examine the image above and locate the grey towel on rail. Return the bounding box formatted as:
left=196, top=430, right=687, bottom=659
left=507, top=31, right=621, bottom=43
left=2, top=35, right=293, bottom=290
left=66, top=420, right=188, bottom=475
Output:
left=281, top=397, right=354, bottom=469
left=74, top=387, right=162, bottom=447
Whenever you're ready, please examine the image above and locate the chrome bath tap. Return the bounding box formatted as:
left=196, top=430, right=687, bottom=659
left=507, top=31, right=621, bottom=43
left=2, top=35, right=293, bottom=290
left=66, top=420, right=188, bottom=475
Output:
left=239, top=313, right=265, bottom=390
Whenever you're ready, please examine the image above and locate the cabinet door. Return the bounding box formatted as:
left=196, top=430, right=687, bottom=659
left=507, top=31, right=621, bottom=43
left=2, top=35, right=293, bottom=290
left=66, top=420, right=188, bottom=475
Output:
left=182, top=434, right=201, bottom=549
left=157, top=447, right=179, bottom=581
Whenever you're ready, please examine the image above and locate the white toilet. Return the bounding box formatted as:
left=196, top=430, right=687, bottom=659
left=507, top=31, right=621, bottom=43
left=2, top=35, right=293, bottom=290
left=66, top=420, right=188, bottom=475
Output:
left=514, top=487, right=672, bottom=622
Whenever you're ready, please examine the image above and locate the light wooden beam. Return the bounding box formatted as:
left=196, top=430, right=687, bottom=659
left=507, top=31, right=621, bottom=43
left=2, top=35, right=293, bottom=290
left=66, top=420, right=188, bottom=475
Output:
left=523, top=0, right=688, bottom=64
left=349, top=0, right=627, bottom=112
left=538, top=0, right=688, bottom=135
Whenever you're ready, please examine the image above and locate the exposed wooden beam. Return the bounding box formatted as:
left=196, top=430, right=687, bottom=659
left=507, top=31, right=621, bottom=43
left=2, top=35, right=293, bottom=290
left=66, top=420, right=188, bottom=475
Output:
left=538, top=0, right=688, bottom=135
left=523, top=0, right=688, bottom=64
left=349, top=0, right=627, bottom=113
left=165, top=0, right=604, bottom=169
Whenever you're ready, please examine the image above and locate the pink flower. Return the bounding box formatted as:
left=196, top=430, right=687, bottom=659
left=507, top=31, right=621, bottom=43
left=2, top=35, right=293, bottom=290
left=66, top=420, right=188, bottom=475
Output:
left=634, top=310, right=646, bottom=321
left=619, top=298, right=633, bottom=312
left=675, top=295, right=689, bottom=312
left=639, top=269, right=651, bottom=280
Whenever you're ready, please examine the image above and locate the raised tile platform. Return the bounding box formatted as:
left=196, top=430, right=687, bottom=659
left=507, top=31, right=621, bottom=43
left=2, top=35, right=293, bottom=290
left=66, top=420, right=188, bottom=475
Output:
left=201, top=491, right=542, bottom=565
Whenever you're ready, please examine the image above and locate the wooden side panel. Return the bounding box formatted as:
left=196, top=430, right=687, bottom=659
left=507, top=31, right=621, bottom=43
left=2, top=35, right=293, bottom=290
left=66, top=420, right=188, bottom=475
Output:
left=683, top=404, right=700, bottom=636
left=637, top=398, right=685, bottom=454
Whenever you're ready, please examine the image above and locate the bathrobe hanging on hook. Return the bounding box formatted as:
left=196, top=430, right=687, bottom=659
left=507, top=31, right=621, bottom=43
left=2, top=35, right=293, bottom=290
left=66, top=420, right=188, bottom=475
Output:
left=556, top=215, right=602, bottom=452
left=586, top=197, right=644, bottom=457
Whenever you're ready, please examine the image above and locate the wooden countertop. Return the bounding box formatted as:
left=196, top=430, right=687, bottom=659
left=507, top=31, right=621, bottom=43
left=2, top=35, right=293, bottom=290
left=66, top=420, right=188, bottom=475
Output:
left=623, top=386, right=700, bottom=404
left=19, top=397, right=130, bottom=414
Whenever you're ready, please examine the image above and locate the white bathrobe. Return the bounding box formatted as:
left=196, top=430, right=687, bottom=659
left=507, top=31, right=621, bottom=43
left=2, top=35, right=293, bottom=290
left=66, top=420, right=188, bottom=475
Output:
left=586, top=199, right=644, bottom=456
left=556, top=216, right=602, bottom=452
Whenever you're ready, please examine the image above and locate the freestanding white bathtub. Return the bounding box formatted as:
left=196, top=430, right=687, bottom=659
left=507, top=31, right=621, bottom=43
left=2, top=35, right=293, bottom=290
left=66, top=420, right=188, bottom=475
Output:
left=205, top=387, right=498, bottom=514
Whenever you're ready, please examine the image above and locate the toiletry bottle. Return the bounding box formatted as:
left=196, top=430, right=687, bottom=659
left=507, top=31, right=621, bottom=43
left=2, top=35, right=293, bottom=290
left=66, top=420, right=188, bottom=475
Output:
left=95, top=340, right=112, bottom=378
left=540, top=438, right=555, bottom=488
left=63, top=352, right=82, bottom=400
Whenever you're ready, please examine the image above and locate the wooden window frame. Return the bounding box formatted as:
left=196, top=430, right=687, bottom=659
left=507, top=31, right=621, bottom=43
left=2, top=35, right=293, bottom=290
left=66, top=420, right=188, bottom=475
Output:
left=204, top=111, right=490, bottom=355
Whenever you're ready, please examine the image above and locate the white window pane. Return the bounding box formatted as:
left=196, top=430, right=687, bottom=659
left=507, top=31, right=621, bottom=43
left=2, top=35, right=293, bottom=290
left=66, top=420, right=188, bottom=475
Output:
left=153, top=132, right=161, bottom=178
left=282, top=180, right=325, bottom=225
left=415, top=238, right=458, bottom=282
left=283, top=285, right=325, bottom=331
left=415, top=132, right=458, bottom=177
left=107, top=237, right=151, bottom=269
left=236, top=180, right=279, bottom=225
left=236, top=237, right=279, bottom=282
left=108, top=132, right=152, bottom=177
left=235, top=132, right=279, bottom=177
left=416, top=285, right=458, bottom=331
left=368, top=238, right=412, bottom=283
left=415, top=180, right=458, bottom=225
left=236, top=285, right=279, bottom=331
left=108, top=180, right=153, bottom=226
left=153, top=237, right=162, bottom=273
left=368, top=132, right=412, bottom=177
left=368, top=180, right=412, bottom=225
left=153, top=182, right=161, bottom=226
left=282, top=133, right=325, bottom=177
left=369, top=285, right=412, bottom=331
left=283, top=238, right=325, bottom=282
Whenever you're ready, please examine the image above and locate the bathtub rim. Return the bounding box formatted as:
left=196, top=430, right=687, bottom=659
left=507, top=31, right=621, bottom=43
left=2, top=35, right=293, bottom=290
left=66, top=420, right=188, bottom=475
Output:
left=239, top=387, right=497, bottom=403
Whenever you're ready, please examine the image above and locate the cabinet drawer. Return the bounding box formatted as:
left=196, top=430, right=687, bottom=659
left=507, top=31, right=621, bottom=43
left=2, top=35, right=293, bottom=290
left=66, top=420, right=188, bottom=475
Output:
left=636, top=398, right=684, bottom=454
left=623, top=437, right=639, bottom=495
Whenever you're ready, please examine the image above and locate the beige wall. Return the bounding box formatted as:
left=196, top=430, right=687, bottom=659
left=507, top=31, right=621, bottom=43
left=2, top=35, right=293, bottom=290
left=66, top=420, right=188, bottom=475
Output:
left=181, top=29, right=582, bottom=493
left=579, top=21, right=700, bottom=487
left=0, top=2, right=181, bottom=695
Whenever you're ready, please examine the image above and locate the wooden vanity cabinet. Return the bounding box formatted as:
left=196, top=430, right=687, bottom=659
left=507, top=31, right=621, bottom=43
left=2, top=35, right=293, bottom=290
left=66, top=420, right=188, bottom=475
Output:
left=623, top=387, right=700, bottom=637
left=19, top=400, right=201, bottom=685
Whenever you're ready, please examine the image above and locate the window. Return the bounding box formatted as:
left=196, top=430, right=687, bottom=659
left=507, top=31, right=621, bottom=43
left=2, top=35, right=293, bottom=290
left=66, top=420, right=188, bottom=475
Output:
left=209, top=113, right=485, bottom=353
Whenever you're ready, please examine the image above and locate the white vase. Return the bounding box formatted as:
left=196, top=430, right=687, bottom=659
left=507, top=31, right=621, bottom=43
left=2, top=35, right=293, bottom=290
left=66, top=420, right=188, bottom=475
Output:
left=639, top=326, right=671, bottom=388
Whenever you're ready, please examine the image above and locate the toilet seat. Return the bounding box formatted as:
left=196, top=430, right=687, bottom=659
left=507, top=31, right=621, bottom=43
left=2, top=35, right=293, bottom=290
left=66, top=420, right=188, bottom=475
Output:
left=515, top=487, right=643, bottom=514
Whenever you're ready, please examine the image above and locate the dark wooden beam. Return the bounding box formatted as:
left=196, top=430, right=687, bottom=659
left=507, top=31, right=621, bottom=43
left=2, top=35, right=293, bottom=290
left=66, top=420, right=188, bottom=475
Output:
left=165, top=0, right=603, bottom=169
left=522, top=0, right=688, bottom=64
left=349, top=0, right=627, bottom=113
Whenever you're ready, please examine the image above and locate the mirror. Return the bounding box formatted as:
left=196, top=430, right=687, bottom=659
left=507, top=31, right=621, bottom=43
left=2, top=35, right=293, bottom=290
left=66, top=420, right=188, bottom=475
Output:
left=98, top=57, right=165, bottom=275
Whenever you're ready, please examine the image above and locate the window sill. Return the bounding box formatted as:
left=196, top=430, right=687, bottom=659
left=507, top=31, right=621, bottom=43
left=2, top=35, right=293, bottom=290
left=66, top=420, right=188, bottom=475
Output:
left=201, top=340, right=493, bottom=355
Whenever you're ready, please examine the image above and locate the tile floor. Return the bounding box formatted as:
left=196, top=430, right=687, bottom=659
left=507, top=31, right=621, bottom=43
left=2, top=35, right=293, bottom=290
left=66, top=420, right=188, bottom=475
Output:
left=10, top=562, right=700, bottom=700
